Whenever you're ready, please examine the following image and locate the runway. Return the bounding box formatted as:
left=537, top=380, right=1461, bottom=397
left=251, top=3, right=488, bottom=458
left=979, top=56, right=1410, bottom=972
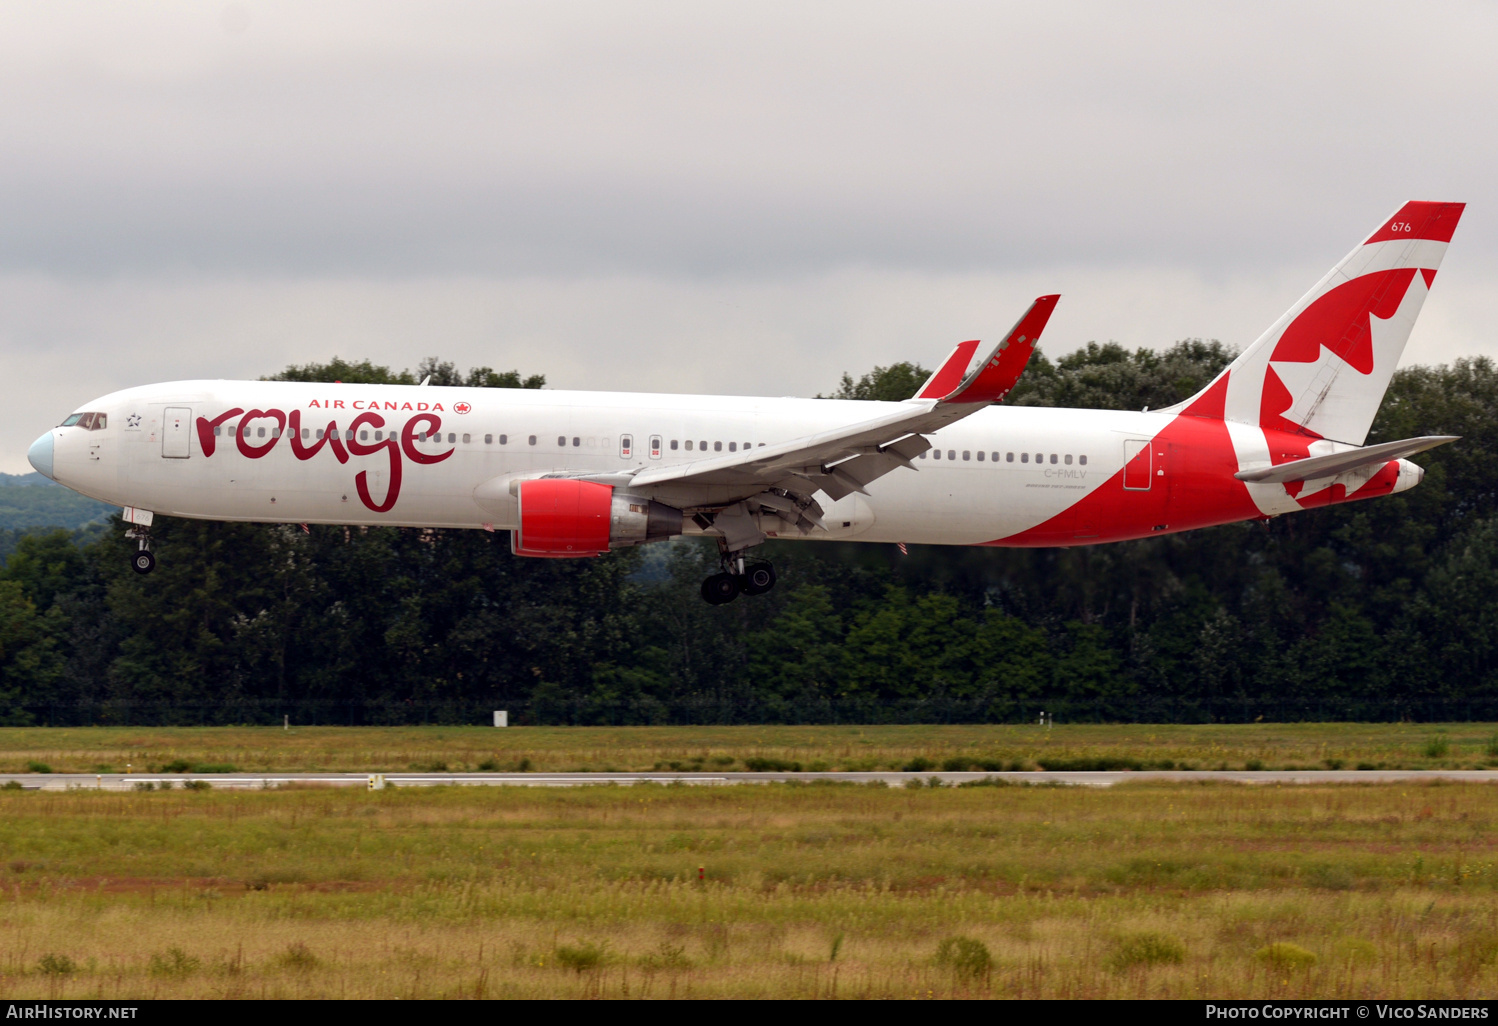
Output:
left=2, top=769, right=1495, bottom=790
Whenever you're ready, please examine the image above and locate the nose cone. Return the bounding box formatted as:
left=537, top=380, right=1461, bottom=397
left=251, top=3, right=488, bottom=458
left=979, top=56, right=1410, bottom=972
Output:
left=27, top=432, right=54, bottom=480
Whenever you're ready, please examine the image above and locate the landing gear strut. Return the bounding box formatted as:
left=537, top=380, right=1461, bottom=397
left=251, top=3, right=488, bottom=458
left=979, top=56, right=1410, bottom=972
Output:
left=127, top=527, right=155, bottom=575
left=700, top=551, right=776, bottom=605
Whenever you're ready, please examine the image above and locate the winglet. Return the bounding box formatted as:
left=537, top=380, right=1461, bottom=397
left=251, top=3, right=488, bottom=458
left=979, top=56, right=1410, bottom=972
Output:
left=915, top=340, right=981, bottom=399
left=941, top=295, right=1059, bottom=404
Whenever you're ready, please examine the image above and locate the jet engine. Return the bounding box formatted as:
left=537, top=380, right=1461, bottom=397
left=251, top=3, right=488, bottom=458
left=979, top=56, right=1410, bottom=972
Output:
left=512, top=478, right=683, bottom=557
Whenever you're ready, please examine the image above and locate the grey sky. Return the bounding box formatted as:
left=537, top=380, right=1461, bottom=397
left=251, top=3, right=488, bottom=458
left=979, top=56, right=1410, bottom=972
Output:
left=3, top=1, right=1495, bottom=472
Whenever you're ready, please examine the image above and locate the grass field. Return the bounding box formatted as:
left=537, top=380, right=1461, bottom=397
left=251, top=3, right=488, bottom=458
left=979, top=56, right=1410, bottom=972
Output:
left=1, top=780, right=1497, bottom=998
left=4, top=722, right=1498, bottom=776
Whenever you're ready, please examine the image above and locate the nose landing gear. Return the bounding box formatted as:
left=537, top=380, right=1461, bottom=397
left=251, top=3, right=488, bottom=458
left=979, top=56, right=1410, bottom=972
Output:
left=126, top=526, right=155, bottom=575
left=700, top=552, right=776, bottom=605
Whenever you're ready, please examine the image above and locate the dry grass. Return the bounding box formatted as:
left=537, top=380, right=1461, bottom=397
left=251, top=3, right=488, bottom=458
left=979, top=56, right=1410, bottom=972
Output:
left=3, top=722, right=1498, bottom=775
left=1, top=780, right=1497, bottom=997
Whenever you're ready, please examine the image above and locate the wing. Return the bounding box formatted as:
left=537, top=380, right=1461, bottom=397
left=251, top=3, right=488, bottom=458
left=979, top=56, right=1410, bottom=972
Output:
left=620, top=295, right=1059, bottom=534
left=914, top=339, right=981, bottom=399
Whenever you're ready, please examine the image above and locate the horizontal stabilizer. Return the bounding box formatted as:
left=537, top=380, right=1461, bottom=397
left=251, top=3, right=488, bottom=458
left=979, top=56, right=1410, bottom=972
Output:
left=1234, top=435, right=1458, bottom=484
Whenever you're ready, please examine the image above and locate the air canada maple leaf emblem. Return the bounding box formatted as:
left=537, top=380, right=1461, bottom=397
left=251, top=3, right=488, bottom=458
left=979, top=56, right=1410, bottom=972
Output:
left=453, top=402, right=472, bottom=414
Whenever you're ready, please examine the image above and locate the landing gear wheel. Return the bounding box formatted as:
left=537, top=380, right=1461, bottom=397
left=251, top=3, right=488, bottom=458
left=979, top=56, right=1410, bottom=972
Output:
left=131, top=550, right=156, bottom=575
left=741, top=561, right=776, bottom=596
left=701, top=572, right=741, bottom=605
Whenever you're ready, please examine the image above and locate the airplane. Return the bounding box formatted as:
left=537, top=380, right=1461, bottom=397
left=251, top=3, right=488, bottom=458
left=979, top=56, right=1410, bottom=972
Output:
left=27, top=201, right=1464, bottom=604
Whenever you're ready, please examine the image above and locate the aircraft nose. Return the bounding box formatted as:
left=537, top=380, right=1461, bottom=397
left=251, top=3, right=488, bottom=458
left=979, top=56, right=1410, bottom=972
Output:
left=27, top=431, right=54, bottom=480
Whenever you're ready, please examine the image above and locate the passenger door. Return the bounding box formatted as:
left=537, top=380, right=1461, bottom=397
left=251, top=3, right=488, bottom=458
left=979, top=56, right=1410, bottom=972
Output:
left=162, top=407, right=192, bottom=459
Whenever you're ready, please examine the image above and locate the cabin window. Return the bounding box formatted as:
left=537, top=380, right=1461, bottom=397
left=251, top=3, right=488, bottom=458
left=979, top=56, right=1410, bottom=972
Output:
left=213, top=426, right=222, bottom=436
left=1006, top=452, right=1014, bottom=462
left=948, top=450, right=956, bottom=460
left=991, top=452, right=1000, bottom=462
left=1050, top=454, right=1058, bottom=464
left=728, top=442, right=737, bottom=452
left=257, top=427, right=266, bottom=438
left=685, top=440, right=694, bottom=451
left=359, top=430, right=369, bottom=441
left=699, top=440, right=707, bottom=450
left=557, top=436, right=565, bottom=446
left=962, top=451, right=971, bottom=461
left=976, top=451, right=984, bottom=461
left=302, top=428, right=310, bottom=439
left=418, top=432, right=427, bottom=442
left=462, top=433, right=471, bottom=444
left=745, top=442, right=751, bottom=449
left=1064, top=454, right=1072, bottom=465
left=1021, top=453, right=1028, bottom=463
left=919, top=451, right=927, bottom=459
left=572, top=437, right=580, bottom=447
left=448, top=433, right=456, bottom=443
left=484, top=434, right=492, bottom=444
left=528, top=435, right=536, bottom=446
left=499, top=434, right=507, bottom=445
left=933, top=449, right=941, bottom=460
left=315, top=429, right=324, bottom=440
left=671, top=439, right=679, bottom=450
left=714, top=441, right=722, bottom=452
left=1079, top=455, right=1087, bottom=466
left=1035, top=453, right=1042, bottom=463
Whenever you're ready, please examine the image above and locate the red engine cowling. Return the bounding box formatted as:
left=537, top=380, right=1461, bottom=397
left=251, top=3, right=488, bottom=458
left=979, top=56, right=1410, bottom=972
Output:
left=512, top=479, right=683, bottom=558
left=513, top=479, right=613, bottom=557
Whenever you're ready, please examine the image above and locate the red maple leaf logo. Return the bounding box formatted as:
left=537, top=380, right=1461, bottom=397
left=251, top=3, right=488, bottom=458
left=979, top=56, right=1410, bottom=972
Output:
left=453, top=402, right=471, bottom=414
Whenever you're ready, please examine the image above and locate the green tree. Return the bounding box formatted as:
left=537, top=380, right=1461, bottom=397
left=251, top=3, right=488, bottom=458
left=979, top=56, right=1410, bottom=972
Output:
left=1009, top=339, right=1236, bottom=411
left=823, top=362, right=933, bottom=401
left=267, top=357, right=416, bottom=385
left=267, top=356, right=545, bottom=390
left=746, top=584, right=844, bottom=706
left=0, top=580, right=61, bottom=723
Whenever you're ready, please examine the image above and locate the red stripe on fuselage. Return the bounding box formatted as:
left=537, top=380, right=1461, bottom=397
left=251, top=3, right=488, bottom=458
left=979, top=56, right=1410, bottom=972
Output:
left=983, top=376, right=1262, bottom=547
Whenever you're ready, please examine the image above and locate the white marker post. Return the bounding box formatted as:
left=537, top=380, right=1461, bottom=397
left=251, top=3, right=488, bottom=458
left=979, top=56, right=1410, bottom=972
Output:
left=494, top=711, right=508, bottom=727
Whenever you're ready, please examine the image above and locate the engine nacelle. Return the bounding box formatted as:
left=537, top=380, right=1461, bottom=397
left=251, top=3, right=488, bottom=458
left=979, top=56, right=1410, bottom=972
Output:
left=512, top=479, right=682, bottom=558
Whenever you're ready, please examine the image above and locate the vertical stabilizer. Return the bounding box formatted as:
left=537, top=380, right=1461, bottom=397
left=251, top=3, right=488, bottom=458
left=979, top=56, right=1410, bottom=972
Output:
left=1170, top=202, right=1464, bottom=445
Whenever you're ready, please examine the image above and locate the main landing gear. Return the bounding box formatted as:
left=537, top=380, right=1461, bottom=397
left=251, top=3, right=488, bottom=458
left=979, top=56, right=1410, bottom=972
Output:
left=126, top=526, right=155, bottom=575
left=701, top=553, right=776, bottom=605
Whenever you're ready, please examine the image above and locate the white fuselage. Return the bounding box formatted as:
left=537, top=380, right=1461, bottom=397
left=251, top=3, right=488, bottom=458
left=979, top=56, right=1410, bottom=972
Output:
left=41, top=380, right=1179, bottom=546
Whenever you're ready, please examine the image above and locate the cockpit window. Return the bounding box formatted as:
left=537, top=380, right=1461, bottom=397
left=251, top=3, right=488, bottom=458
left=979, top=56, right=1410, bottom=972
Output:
left=60, top=412, right=108, bottom=430
left=60, top=413, right=84, bottom=427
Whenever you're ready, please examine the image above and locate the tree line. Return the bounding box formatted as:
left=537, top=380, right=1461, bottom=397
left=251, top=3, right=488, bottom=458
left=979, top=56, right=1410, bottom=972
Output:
left=5, top=342, right=1498, bottom=725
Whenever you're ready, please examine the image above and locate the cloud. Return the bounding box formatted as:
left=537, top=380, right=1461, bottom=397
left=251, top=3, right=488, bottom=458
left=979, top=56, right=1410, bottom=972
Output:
left=1, top=1, right=1495, bottom=470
